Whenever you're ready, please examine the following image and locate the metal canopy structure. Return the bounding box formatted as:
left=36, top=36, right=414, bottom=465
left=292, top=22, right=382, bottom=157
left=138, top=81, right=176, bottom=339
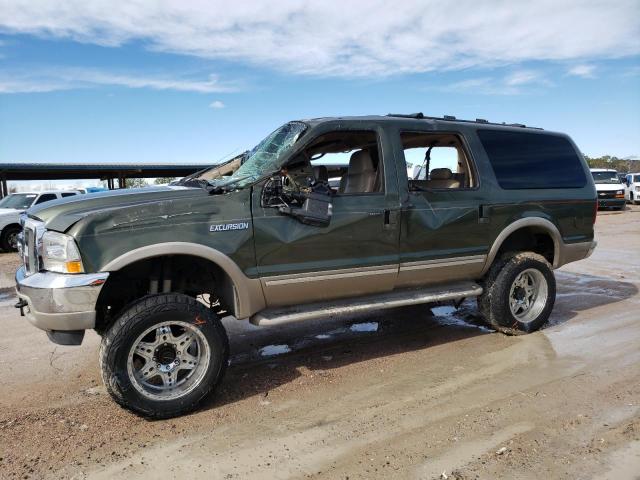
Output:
left=0, top=162, right=210, bottom=197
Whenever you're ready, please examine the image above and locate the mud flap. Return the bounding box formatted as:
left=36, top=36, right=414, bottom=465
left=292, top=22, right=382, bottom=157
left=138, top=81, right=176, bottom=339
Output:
left=47, top=330, right=85, bottom=346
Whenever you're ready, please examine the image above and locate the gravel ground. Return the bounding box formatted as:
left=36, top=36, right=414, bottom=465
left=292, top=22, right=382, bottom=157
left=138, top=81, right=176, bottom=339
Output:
left=0, top=206, right=639, bottom=479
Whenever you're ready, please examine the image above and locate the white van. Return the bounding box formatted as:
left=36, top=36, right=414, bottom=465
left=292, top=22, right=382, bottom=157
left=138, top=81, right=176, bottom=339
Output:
left=590, top=168, right=625, bottom=210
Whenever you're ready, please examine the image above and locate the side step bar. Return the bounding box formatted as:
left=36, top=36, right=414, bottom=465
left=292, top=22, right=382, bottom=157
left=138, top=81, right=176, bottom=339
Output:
left=250, top=282, right=483, bottom=327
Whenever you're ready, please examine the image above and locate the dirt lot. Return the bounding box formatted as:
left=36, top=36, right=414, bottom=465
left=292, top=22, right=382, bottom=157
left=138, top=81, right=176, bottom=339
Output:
left=1, top=207, right=639, bottom=480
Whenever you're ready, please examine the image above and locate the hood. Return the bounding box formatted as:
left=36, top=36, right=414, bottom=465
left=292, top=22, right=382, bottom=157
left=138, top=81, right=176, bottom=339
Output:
left=28, top=186, right=206, bottom=232
left=594, top=183, right=624, bottom=192
left=0, top=208, right=21, bottom=216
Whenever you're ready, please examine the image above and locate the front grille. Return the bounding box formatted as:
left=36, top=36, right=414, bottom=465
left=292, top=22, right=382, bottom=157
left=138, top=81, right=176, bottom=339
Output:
left=19, top=215, right=44, bottom=276
left=597, top=191, right=618, bottom=199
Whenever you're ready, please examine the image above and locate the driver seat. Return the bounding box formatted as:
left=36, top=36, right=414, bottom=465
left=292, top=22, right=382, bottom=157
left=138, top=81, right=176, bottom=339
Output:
left=341, top=150, right=377, bottom=193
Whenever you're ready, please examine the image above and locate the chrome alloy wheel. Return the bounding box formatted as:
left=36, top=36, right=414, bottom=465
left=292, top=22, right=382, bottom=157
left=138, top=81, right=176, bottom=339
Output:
left=127, top=321, right=211, bottom=401
left=508, top=268, right=548, bottom=323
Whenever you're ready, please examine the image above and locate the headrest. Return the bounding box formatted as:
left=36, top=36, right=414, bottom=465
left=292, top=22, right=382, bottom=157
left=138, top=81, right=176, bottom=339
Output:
left=349, top=150, right=374, bottom=175
left=313, top=165, right=329, bottom=182
left=430, top=168, right=453, bottom=180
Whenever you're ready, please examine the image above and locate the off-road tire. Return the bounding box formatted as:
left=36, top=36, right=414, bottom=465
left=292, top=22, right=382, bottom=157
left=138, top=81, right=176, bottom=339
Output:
left=0, top=225, right=21, bottom=252
left=478, top=252, right=556, bottom=333
left=100, top=293, right=229, bottom=419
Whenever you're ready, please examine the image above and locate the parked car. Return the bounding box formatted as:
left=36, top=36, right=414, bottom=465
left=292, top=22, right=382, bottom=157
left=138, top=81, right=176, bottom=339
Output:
left=76, top=187, right=109, bottom=194
left=590, top=168, right=626, bottom=210
left=15, top=113, right=597, bottom=418
left=624, top=173, right=640, bottom=205
left=0, top=190, right=81, bottom=251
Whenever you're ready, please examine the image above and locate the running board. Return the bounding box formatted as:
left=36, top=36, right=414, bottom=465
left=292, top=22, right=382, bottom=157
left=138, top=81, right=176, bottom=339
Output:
left=250, top=281, right=483, bottom=327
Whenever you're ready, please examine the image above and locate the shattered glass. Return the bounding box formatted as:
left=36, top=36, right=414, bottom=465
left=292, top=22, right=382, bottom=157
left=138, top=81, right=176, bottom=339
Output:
left=210, top=121, right=307, bottom=191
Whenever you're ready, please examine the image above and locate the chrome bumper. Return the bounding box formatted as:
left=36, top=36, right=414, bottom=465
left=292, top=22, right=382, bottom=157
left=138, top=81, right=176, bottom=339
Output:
left=15, top=266, right=109, bottom=332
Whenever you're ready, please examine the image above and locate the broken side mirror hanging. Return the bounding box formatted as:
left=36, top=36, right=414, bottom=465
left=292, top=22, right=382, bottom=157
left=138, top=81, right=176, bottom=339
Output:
left=278, top=189, right=333, bottom=227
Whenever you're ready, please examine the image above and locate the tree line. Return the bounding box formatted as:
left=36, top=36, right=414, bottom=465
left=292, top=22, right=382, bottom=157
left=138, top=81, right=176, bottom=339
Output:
left=584, top=155, right=640, bottom=174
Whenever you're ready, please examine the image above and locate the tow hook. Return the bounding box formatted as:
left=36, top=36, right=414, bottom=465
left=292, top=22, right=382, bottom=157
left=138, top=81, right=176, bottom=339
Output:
left=14, top=298, right=27, bottom=316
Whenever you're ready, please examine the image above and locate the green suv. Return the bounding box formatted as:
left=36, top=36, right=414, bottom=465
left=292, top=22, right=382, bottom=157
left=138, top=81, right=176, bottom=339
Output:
left=15, top=113, right=597, bottom=418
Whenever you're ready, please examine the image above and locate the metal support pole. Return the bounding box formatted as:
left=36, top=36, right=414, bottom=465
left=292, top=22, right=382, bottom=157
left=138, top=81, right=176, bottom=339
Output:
left=0, top=175, right=7, bottom=198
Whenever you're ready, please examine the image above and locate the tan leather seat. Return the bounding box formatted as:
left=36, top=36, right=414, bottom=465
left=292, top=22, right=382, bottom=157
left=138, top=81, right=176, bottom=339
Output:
left=428, top=168, right=460, bottom=189
left=340, top=150, right=377, bottom=193
left=313, top=165, right=329, bottom=183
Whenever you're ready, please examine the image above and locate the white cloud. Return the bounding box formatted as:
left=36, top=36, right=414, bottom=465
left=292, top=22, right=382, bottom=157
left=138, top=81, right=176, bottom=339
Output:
left=567, top=64, right=596, bottom=78
left=505, top=70, right=546, bottom=86
left=444, top=69, right=551, bottom=95
left=0, top=0, right=637, bottom=77
left=209, top=100, right=225, bottom=109
left=0, top=68, right=236, bottom=93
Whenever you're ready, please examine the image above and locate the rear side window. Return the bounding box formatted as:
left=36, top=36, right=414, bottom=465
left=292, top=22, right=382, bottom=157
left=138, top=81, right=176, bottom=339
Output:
left=34, top=193, right=57, bottom=204
left=477, top=130, right=586, bottom=189
left=61, top=192, right=77, bottom=197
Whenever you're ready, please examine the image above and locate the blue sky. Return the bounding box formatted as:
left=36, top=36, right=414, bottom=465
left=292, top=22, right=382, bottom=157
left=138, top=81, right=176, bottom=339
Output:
left=1, top=0, right=639, bottom=169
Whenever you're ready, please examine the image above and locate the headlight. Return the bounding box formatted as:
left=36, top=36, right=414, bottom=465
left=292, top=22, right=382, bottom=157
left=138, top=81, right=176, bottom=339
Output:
left=636, top=186, right=640, bottom=192
left=40, top=231, right=84, bottom=273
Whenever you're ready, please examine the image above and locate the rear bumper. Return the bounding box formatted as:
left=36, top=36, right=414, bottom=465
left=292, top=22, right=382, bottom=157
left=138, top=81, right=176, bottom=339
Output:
left=15, top=266, right=108, bottom=333
left=558, top=240, right=597, bottom=267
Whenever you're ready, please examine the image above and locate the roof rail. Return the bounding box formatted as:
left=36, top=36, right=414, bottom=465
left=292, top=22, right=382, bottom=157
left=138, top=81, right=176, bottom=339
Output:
left=385, top=113, right=542, bottom=130
left=386, top=112, right=424, bottom=119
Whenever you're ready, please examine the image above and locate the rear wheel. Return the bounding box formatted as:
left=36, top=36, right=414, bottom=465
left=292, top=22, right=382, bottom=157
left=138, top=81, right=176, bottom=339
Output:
left=100, top=293, right=229, bottom=418
left=478, top=252, right=556, bottom=333
left=0, top=225, right=21, bottom=251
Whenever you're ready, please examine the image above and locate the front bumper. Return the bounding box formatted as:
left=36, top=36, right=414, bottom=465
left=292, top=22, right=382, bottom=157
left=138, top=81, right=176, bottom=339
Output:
left=15, top=266, right=109, bottom=332
left=597, top=198, right=625, bottom=209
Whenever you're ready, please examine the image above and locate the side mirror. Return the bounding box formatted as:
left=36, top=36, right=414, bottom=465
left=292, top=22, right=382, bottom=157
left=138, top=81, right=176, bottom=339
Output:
left=261, top=176, right=333, bottom=227
left=279, top=191, right=333, bottom=227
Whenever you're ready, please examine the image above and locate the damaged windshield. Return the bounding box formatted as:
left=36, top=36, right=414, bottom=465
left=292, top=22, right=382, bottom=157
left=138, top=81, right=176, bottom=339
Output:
left=208, top=121, right=307, bottom=191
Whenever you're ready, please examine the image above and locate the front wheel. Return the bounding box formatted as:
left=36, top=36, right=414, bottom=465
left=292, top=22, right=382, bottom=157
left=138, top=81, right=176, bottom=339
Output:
left=100, top=293, right=229, bottom=418
left=478, top=252, right=556, bottom=333
left=0, top=225, right=21, bottom=251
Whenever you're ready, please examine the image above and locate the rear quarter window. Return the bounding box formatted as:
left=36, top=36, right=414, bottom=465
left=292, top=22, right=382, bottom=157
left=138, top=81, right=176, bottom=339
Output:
left=477, top=130, right=587, bottom=189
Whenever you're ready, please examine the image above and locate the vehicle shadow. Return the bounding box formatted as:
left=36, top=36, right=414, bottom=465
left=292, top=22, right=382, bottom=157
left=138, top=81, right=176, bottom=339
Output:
left=197, top=304, right=490, bottom=414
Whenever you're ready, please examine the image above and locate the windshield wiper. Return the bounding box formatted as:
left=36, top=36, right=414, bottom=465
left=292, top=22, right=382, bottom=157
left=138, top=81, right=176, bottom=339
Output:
left=207, top=175, right=254, bottom=194
left=176, top=178, right=210, bottom=189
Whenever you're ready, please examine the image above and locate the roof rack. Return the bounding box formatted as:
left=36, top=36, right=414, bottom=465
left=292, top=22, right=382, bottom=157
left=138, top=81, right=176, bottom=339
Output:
left=385, top=113, right=542, bottom=130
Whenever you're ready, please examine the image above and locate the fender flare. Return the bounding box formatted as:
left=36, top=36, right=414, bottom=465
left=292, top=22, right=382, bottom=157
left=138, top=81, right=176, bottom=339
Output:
left=101, top=242, right=266, bottom=319
left=481, top=217, right=562, bottom=275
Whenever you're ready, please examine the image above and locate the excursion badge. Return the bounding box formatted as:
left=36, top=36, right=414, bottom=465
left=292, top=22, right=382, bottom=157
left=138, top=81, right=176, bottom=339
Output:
left=209, top=222, right=250, bottom=232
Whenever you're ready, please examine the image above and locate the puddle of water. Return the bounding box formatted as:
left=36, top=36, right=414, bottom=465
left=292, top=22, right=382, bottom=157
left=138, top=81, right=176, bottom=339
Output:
left=431, top=306, right=456, bottom=316
left=259, top=344, right=291, bottom=357
left=431, top=305, right=494, bottom=333
left=350, top=322, right=379, bottom=333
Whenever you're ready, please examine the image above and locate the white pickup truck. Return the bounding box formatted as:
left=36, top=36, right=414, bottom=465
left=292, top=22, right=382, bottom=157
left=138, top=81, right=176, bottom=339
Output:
left=0, top=191, right=80, bottom=250
left=624, top=173, right=640, bottom=205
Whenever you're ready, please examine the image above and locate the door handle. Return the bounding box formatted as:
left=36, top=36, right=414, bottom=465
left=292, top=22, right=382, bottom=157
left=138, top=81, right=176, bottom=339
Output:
left=479, top=204, right=490, bottom=223
left=383, top=209, right=399, bottom=229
